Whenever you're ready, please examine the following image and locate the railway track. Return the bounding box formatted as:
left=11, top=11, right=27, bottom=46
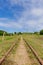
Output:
left=0, top=37, right=20, bottom=65
left=0, top=36, right=43, bottom=65
left=23, top=38, right=43, bottom=65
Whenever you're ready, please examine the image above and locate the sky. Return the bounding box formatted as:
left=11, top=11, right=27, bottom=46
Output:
left=0, top=0, right=43, bottom=32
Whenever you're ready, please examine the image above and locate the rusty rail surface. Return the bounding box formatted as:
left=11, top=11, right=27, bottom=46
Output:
left=24, top=39, right=43, bottom=65
left=0, top=37, right=19, bottom=65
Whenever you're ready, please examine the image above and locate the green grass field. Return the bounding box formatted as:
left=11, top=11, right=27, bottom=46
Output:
left=23, top=34, right=43, bottom=60
left=0, top=35, right=19, bottom=59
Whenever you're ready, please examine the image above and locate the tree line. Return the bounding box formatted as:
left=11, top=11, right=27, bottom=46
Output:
left=0, top=29, right=43, bottom=36
left=0, top=30, right=22, bottom=36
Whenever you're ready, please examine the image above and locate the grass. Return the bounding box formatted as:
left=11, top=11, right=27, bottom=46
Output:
left=23, top=34, right=43, bottom=60
left=0, top=35, right=19, bottom=59
left=0, top=34, right=43, bottom=65
left=1, top=38, right=20, bottom=65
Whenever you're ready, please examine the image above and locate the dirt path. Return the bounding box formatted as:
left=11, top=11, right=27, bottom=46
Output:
left=13, top=37, right=31, bottom=65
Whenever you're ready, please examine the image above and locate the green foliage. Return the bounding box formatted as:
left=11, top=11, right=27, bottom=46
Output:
left=40, top=30, right=43, bottom=35
left=14, top=32, right=16, bottom=34
left=18, top=32, right=22, bottom=35
left=0, top=30, right=7, bottom=36
left=34, top=32, right=39, bottom=34
left=0, top=30, right=13, bottom=36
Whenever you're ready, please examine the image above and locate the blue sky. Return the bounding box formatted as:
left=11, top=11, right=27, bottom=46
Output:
left=0, top=0, right=43, bottom=32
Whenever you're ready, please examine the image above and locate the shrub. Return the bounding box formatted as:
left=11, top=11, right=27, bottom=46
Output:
left=18, top=32, right=22, bottom=35
left=34, top=32, right=38, bottom=34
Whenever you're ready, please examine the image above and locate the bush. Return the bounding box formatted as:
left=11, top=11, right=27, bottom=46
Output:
left=18, top=32, right=22, bottom=35
left=34, top=32, right=38, bottom=34
left=40, top=30, right=43, bottom=35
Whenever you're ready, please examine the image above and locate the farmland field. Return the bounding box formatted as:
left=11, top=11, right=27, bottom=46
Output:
left=0, top=34, right=19, bottom=59
left=23, top=34, right=43, bottom=60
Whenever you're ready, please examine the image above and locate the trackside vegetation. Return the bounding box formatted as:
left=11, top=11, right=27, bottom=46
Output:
left=23, top=34, right=43, bottom=60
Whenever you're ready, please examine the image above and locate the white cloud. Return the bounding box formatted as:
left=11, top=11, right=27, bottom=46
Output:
left=0, top=22, right=10, bottom=27
left=9, top=21, right=23, bottom=29
left=31, top=8, right=43, bottom=16
left=0, top=17, right=43, bottom=32
left=0, top=18, right=22, bottom=29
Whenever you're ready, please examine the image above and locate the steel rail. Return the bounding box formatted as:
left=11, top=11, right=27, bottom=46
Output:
left=23, top=39, right=43, bottom=65
left=0, top=37, right=19, bottom=65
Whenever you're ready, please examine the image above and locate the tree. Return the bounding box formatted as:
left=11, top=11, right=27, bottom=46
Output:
left=0, top=30, right=13, bottom=36
left=0, top=30, right=6, bottom=36
left=40, top=30, right=43, bottom=35
left=18, top=32, right=22, bottom=35
left=14, top=32, right=16, bottom=34
left=34, top=32, right=38, bottom=34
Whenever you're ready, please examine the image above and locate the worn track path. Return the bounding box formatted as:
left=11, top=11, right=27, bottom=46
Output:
left=14, top=37, right=31, bottom=65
